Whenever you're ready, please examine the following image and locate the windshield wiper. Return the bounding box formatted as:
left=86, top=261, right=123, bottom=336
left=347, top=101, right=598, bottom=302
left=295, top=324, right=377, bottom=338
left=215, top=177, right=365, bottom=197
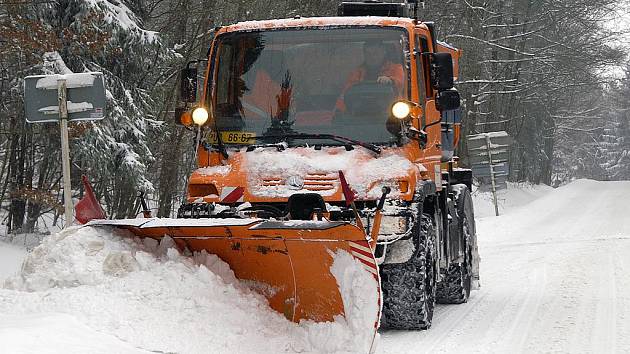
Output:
left=211, top=119, right=229, bottom=159
left=251, top=133, right=381, bottom=154
left=246, top=142, right=287, bottom=152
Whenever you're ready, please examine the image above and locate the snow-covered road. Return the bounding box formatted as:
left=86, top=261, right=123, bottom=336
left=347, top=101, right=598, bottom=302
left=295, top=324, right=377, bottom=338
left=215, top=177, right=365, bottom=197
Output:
left=380, top=179, right=630, bottom=353
left=1, top=179, right=629, bottom=353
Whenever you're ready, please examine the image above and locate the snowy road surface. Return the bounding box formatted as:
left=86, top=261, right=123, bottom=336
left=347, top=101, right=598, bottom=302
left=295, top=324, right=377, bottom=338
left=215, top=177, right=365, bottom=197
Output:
left=1, top=179, right=629, bottom=353
left=380, top=179, right=630, bottom=353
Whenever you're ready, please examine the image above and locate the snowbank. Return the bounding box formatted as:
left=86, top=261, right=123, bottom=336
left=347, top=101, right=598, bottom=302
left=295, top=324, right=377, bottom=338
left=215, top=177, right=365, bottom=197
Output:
left=330, top=251, right=380, bottom=353
left=0, top=226, right=378, bottom=353
left=476, top=179, right=630, bottom=244
left=0, top=242, right=26, bottom=282
left=472, top=182, right=553, bottom=218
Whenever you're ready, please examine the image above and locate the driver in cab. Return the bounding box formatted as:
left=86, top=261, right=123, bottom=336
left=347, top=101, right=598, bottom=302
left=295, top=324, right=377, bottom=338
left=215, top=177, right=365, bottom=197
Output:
left=335, top=40, right=404, bottom=113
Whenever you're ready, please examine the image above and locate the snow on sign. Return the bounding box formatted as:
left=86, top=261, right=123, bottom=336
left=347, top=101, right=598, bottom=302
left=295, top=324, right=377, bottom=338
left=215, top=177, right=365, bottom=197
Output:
left=23, top=72, right=106, bottom=123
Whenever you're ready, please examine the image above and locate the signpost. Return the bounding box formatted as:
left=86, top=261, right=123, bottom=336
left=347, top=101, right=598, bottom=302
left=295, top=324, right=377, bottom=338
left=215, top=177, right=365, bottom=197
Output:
left=467, top=131, right=512, bottom=216
left=24, top=72, right=106, bottom=227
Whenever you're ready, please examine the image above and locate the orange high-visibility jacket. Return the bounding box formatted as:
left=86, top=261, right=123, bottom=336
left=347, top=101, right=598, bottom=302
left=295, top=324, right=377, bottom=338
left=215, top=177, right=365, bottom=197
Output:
left=335, top=61, right=404, bottom=112
left=242, top=70, right=281, bottom=119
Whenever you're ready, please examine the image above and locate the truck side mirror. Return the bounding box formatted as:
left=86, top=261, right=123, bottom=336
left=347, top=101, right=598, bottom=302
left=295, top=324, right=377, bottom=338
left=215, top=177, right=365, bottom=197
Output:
left=430, top=53, right=454, bottom=91
left=435, top=90, right=460, bottom=111
left=180, top=67, right=198, bottom=103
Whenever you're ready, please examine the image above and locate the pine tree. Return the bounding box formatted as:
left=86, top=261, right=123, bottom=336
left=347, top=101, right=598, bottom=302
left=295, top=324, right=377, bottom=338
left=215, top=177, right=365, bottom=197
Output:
left=35, top=0, right=175, bottom=218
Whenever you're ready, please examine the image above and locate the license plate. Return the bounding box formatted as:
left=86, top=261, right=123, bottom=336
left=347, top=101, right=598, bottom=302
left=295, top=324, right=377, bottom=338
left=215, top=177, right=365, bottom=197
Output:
left=207, top=131, right=256, bottom=145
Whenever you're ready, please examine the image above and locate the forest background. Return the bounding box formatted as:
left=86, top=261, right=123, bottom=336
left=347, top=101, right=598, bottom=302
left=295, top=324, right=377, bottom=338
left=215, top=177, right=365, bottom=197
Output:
left=1, top=0, right=629, bottom=233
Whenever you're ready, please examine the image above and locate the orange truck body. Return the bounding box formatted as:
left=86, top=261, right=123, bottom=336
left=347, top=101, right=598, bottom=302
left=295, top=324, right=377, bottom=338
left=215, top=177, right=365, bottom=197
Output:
left=191, top=17, right=462, bottom=203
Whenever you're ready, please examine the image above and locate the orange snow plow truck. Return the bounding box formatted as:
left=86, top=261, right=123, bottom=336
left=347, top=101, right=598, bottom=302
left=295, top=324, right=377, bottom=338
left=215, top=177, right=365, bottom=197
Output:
left=90, top=0, right=479, bottom=341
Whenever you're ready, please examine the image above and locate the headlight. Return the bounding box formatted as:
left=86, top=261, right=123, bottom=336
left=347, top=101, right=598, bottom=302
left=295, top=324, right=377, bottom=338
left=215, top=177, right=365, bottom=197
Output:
left=391, top=101, right=411, bottom=119
left=192, top=107, right=209, bottom=126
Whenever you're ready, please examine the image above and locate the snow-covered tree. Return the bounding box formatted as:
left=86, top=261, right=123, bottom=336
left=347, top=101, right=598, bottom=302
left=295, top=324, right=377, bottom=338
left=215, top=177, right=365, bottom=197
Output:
left=422, top=0, right=625, bottom=185
left=35, top=0, right=175, bottom=218
left=598, top=68, right=630, bottom=180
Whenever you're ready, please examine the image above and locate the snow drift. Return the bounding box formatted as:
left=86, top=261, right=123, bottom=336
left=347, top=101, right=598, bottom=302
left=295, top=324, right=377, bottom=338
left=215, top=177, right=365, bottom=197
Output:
left=0, top=226, right=378, bottom=353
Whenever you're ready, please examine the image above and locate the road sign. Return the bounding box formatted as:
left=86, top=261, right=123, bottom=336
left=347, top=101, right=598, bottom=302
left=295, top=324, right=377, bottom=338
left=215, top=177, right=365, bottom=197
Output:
left=24, top=72, right=106, bottom=123
left=23, top=72, right=107, bottom=228
left=469, top=149, right=509, bottom=164
left=471, top=162, right=509, bottom=178
left=467, top=131, right=513, bottom=216
left=468, top=132, right=512, bottom=148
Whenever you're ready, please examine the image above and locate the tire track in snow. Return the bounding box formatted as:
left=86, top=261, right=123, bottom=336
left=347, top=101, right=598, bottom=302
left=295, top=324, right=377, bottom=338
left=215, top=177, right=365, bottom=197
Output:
left=401, top=247, right=542, bottom=353
left=378, top=285, right=494, bottom=354
left=566, top=244, right=600, bottom=354
left=612, top=240, right=630, bottom=351
left=495, top=265, right=548, bottom=354
left=418, top=291, right=490, bottom=353
left=533, top=241, right=594, bottom=353
left=590, top=243, right=618, bottom=353
left=440, top=248, right=549, bottom=353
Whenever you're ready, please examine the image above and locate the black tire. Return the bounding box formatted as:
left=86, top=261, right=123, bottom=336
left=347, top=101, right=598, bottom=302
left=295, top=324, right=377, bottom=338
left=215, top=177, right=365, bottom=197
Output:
left=380, top=213, right=436, bottom=330
left=436, top=184, right=474, bottom=304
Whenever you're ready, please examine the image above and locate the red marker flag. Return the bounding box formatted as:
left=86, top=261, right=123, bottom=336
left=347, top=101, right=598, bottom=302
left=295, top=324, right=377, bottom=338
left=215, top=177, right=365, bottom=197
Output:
left=75, top=175, right=107, bottom=224
left=338, top=170, right=356, bottom=206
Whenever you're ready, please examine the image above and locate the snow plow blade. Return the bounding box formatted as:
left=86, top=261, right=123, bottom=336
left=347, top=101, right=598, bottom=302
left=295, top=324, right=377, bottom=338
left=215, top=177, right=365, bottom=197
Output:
left=87, top=218, right=381, bottom=324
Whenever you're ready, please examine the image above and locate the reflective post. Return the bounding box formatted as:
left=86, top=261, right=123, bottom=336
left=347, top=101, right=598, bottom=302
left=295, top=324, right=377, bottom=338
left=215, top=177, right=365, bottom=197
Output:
left=485, top=135, right=499, bottom=216
left=58, top=79, right=74, bottom=227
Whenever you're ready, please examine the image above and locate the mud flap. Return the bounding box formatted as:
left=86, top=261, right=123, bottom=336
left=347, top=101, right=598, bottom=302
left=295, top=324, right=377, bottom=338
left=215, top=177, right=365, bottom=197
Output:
left=87, top=218, right=381, bottom=338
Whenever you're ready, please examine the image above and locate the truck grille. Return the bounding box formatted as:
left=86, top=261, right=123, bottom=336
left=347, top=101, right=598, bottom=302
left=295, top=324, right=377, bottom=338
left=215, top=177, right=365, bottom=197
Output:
left=262, top=173, right=337, bottom=191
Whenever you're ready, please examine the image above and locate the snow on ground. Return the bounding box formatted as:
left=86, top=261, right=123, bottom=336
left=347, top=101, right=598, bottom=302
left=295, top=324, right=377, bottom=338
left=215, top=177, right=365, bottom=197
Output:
left=2, top=179, right=630, bottom=353
left=0, top=242, right=26, bottom=281
left=381, top=179, right=630, bottom=353
left=0, top=313, right=146, bottom=354
left=471, top=182, right=553, bottom=218
left=0, top=226, right=375, bottom=354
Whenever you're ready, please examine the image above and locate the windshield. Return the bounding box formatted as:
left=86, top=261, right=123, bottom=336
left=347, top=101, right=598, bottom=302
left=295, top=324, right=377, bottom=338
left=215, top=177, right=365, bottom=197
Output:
left=209, top=27, right=409, bottom=146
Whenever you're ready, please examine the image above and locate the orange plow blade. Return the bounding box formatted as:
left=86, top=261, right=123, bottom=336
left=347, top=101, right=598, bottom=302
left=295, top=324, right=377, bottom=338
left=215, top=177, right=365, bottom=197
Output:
left=87, top=217, right=381, bottom=327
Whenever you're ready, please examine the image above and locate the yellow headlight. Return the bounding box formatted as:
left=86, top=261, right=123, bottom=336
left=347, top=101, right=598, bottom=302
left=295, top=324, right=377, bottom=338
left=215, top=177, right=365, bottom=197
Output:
left=391, top=101, right=411, bottom=119
left=192, top=107, right=209, bottom=126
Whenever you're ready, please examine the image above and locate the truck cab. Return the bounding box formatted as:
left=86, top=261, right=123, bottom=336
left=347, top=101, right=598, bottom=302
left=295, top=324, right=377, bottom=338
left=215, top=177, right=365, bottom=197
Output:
left=177, top=1, right=478, bottom=330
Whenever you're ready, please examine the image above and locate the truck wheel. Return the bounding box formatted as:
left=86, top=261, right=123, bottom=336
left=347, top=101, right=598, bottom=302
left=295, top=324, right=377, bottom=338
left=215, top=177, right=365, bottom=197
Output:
left=436, top=185, right=474, bottom=304
left=380, top=213, right=436, bottom=330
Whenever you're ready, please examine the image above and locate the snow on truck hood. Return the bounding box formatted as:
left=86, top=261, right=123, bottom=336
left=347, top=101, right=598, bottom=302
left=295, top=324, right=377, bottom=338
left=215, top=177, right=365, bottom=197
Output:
left=190, top=146, right=420, bottom=202
left=245, top=147, right=414, bottom=196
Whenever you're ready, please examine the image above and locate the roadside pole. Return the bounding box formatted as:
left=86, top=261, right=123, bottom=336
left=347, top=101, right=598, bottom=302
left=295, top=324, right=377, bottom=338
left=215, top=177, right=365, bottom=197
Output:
left=485, top=135, right=499, bottom=216
left=57, top=79, right=74, bottom=227
left=468, top=131, right=512, bottom=217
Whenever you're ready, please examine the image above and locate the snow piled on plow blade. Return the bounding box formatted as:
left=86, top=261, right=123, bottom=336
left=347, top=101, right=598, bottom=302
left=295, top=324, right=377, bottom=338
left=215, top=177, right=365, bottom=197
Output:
left=0, top=226, right=378, bottom=353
